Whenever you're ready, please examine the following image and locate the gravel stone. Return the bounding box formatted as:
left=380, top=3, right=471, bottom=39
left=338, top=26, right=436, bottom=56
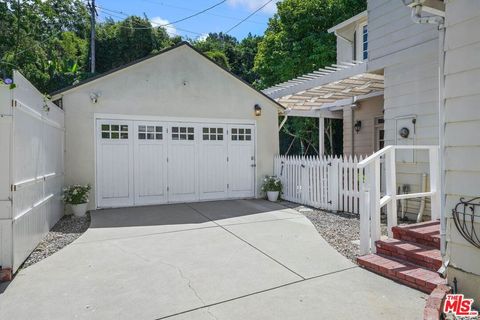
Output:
left=21, top=213, right=90, bottom=269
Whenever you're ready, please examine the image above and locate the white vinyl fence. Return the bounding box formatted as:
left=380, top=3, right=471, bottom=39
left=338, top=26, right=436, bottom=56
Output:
left=274, top=155, right=364, bottom=214
left=0, top=71, right=64, bottom=273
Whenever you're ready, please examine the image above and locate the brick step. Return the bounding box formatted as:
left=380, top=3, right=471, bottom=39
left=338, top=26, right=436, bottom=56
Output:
left=357, top=253, right=446, bottom=293
left=376, top=238, right=442, bottom=271
left=392, top=220, right=440, bottom=249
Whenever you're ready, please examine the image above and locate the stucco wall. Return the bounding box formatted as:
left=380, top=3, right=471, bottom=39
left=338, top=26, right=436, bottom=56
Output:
left=343, top=95, right=384, bottom=156
left=58, top=44, right=280, bottom=209
left=444, top=0, right=480, bottom=306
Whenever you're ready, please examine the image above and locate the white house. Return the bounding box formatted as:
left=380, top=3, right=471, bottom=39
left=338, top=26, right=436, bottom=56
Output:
left=51, top=42, right=282, bottom=210
left=265, top=0, right=480, bottom=308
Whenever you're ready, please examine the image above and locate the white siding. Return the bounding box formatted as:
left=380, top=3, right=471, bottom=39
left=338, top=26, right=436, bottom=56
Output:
left=444, top=0, right=480, bottom=305
left=367, top=0, right=438, bottom=70
left=343, top=96, right=384, bottom=156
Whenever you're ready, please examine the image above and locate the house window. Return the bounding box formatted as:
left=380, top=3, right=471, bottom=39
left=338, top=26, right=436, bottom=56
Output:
left=172, top=126, right=194, bottom=140
left=202, top=127, right=223, bottom=141
left=231, top=128, right=252, bottom=141
left=138, top=125, right=162, bottom=140
left=101, top=124, right=129, bottom=140
left=362, top=24, right=368, bottom=60
left=356, top=22, right=368, bottom=61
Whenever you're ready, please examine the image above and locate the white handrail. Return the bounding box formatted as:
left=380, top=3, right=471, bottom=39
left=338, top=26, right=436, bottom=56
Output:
left=359, top=145, right=441, bottom=255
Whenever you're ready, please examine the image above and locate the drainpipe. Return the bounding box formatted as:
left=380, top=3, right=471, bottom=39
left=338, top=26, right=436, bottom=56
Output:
left=407, top=3, right=446, bottom=257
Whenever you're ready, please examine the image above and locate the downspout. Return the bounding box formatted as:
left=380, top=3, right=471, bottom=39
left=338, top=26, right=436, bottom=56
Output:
left=407, top=3, right=446, bottom=256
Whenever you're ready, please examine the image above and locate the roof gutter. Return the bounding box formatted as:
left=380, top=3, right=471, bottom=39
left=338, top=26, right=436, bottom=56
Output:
left=405, top=1, right=447, bottom=260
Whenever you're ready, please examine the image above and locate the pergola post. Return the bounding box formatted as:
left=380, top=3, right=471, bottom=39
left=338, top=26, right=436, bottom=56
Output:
left=319, top=116, right=325, bottom=155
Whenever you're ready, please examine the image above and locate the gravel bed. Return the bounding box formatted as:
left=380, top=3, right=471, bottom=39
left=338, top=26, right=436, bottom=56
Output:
left=295, top=206, right=387, bottom=262
left=21, top=213, right=91, bottom=269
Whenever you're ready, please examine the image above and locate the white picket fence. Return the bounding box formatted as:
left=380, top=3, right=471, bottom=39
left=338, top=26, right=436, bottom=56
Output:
left=274, top=155, right=364, bottom=214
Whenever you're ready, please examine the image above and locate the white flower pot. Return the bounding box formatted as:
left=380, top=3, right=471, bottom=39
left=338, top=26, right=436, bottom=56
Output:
left=267, top=191, right=279, bottom=202
left=71, top=203, right=88, bottom=217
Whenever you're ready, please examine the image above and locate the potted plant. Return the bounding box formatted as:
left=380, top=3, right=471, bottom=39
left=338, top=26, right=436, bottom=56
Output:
left=63, top=184, right=91, bottom=217
left=261, top=176, right=283, bottom=202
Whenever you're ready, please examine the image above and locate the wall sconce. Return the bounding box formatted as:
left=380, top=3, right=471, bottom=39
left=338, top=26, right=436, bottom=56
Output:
left=254, top=104, right=262, bottom=116
left=90, top=92, right=100, bottom=104
left=354, top=120, right=362, bottom=133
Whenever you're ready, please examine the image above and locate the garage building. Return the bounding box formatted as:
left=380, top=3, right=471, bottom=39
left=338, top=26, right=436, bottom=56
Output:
left=51, top=42, right=282, bottom=209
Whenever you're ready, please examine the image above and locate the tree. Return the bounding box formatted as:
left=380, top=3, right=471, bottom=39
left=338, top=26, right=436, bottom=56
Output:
left=204, top=51, right=231, bottom=70
left=254, top=0, right=366, bottom=155
left=254, top=0, right=366, bottom=88
left=193, top=32, right=262, bottom=84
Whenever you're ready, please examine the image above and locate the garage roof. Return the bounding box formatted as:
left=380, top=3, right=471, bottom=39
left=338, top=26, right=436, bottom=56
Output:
left=50, top=42, right=285, bottom=110
left=262, top=62, right=384, bottom=115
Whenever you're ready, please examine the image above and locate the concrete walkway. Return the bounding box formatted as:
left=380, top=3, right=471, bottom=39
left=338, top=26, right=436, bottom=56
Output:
left=0, top=200, right=426, bottom=319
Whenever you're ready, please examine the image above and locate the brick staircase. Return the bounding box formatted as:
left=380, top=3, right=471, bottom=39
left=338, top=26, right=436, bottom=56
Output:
left=357, top=220, right=446, bottom=293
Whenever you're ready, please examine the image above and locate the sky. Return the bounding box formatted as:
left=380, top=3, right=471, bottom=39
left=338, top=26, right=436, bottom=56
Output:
left=94, top=0, right=278, bottom=40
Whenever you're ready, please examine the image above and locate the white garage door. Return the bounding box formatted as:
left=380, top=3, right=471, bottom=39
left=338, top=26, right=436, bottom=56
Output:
left=96, top=119, right=255, bottom=208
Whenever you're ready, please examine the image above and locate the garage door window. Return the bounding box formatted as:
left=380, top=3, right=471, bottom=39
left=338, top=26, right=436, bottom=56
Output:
left=101, top=124, right=129, bottom=139
left=231, top=128, right=251, bottom=141
left=202, top=127, right=223, bottom=141
left=138, top=125, right=163, bottom=140
left=172, top=126, right=194, bottom=140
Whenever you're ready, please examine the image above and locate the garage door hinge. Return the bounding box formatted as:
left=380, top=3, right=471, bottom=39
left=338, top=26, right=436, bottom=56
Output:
left=11, top=100, right=16, bottom=108
left=167, top=157, right=169, bottom=162
left=11, top=184, right=16, bottom=192
left=227, top=184, right=229, bottom=189
left=226, top=156, right=229, bottom=162
left=167, top=186, right=169, bottom=191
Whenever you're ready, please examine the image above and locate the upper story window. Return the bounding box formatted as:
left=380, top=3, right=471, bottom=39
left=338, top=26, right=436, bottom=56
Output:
left=362, top=24, right=368, bottom=60
left=355, top=22, right=368, bottom=61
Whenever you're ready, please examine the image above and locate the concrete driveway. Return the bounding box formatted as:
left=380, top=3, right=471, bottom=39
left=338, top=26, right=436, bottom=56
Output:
left=0, top=200, right=426, bottom=319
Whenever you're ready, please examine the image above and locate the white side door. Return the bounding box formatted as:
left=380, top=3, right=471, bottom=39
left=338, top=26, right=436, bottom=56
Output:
left=167, top=124, right=198, bottom=202
left=133, top=122, right=168, bottom=205
left=227, top=125, right=255, bottom=198
left=96, top=120, right=134, bottom=208
left=199, top=125, right=228, bottom=200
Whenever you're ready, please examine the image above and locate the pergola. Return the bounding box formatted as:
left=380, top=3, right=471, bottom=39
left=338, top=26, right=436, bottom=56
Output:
left=262, top=61, right=384, bottom=154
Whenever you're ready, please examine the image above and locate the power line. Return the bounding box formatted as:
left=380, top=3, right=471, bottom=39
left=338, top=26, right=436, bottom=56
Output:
left=225, top=0, right=275, bottom=34
left=97, top=8, right=203, bottom=37
left=140, top=0, right=265, bottom=25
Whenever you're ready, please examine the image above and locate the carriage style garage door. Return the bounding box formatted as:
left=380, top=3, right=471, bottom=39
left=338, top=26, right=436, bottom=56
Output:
left=96, top=119, right=255, bottom=208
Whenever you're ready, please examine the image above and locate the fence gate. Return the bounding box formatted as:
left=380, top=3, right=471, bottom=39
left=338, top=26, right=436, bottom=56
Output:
left=274, top=155, right=363, bottom=214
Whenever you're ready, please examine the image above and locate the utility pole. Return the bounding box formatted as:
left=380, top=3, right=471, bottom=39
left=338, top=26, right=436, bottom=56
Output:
left=87, top=0, right=97, bottom=73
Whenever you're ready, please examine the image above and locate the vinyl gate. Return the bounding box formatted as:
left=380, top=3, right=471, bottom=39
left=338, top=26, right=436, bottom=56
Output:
left=274, top=155, right=364, bottom=214
left=0, top=72, right=64, bottom=273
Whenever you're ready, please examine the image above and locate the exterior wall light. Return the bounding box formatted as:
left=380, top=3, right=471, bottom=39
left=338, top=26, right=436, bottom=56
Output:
left=254, top=104, right=262, bottom=116
left=354, top=120, right=362, bottom=133
left=90, top=92, right=100, bottom=104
